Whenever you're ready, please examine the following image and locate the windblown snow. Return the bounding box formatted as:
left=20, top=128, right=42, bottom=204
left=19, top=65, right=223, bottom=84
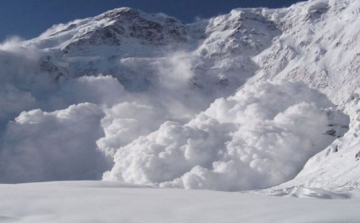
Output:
left=0, top=0, right=360, bottom=196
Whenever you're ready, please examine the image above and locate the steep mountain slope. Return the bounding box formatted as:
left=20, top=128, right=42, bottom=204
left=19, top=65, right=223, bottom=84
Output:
left=0, top=0, right=359, bottom=191
left=253, top=0, right=360, bottom=104
left=250, top=0, right=360, bottom=191
left=268, top=95, right=360, bottom=191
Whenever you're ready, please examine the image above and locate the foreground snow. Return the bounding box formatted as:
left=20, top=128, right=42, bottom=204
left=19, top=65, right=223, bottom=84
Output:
left=0, top=181, right=359, bottom=223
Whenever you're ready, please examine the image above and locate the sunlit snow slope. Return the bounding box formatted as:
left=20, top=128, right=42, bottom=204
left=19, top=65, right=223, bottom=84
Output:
left=0, top=0, right=360, bottom=192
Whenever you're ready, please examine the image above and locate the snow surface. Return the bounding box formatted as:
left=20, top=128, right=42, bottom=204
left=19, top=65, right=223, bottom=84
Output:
left=0, top=181, right=359, bottom=223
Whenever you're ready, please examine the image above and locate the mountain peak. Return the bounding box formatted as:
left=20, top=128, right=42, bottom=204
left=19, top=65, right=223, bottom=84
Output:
left=96, top=7, right=141, bottom=21
left=33, top=7, right=188, bottom=54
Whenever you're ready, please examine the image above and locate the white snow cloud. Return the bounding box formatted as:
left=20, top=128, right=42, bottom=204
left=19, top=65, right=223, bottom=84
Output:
left=97, top=101, right=168, bottom=158
left=0, top=103, right=108, bottom=183
left=54, top=75, right=128, bottom=108
left=104, top=80, right=349, bottom=191
left=0, top=38, right=46, bottom=128
left=0, top=84, right=36, bottom=119
left=0, top=72, right=188, bottom=183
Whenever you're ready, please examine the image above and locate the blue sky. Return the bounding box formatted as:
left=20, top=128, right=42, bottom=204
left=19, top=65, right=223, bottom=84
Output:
left=0, top=0, right=304, bottom=41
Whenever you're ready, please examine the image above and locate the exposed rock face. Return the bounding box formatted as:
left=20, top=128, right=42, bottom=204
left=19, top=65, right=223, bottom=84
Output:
left=74, top=15, right=183, bottom=51
left=28, top=1, right=360, bottom=106
left=43, top=8, right=189, bottom=54
left=29, top=7, right=281, bottom=99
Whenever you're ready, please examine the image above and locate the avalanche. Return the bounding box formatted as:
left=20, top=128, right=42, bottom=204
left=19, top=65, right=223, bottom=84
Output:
left=1, top=0, right=360, bottom=221
left=104, top=80, right=348, bottom=191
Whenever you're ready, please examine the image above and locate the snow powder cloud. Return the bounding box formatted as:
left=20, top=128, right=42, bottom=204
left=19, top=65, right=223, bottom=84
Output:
left=104, top=80, right=349, bottom=191
left=0, top=103, right=108, bottom=183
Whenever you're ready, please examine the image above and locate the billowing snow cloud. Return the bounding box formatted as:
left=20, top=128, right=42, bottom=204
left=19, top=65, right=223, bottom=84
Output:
left=104, top=80, right=349, bottom=191
left=53, top=75, right=128, bottom=109
left=0, top=74, right=181, bottom=183
left=0, top=84, right=36, bottom=119
left=57, top=75, right=176, bottom=158
left=97, top=101, right=168, bottom=158
left=0, top=37, right=57, bottom=124
left=0, top=103, right=108, bottom=183
left=0, top=37, right=350, bottom=190
left=0, top=45, right=350, bottom=189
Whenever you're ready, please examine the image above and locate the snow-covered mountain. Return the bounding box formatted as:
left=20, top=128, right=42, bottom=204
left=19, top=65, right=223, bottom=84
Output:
left=0, top=0, right=360, bottom=193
